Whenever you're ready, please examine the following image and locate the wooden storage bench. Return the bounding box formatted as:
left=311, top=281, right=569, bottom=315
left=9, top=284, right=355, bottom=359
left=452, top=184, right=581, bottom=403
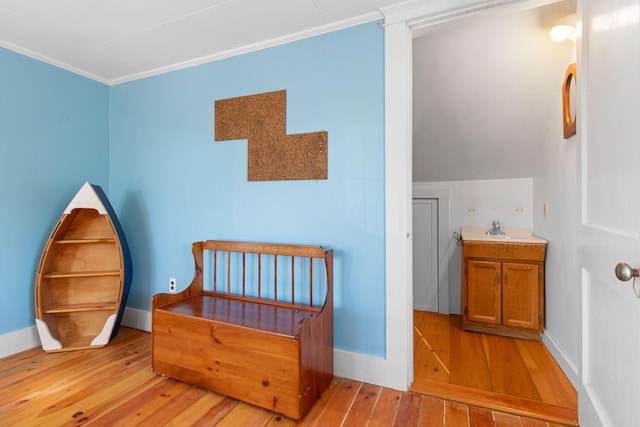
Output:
left=151, top=240, right=334, bottom=420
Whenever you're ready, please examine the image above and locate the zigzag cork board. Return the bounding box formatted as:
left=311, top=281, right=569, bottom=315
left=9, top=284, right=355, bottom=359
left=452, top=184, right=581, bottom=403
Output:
left=215, top=90, right=328, bottom=181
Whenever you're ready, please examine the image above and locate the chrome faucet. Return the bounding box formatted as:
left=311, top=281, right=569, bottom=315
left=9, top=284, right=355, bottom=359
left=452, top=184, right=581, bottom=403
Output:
left=486, top=220, right=505, bottom=235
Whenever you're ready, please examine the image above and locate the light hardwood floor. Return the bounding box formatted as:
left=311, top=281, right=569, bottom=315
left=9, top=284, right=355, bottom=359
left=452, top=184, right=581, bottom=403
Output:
left=0, top=325, right=578, bottom=426
left=411, top=311, right=578, bottom=426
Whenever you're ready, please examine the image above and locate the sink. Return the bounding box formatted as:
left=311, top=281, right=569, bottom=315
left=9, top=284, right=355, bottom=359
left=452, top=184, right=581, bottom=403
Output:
left=483, top=234, right=511, bottom=240
left=460, top=226, right=547, bottom=244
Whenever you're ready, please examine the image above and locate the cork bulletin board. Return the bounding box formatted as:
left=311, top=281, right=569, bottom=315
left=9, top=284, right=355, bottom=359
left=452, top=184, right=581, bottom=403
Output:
left=214, top=90, right=328, bottom=181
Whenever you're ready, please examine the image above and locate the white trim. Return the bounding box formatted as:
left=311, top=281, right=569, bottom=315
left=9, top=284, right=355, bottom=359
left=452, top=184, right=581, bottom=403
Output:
left=0, top=325, right=41, bottom=358
left=333, top=350, right=399, bottom=387
left=382, top=0, right=560, bottom=28
left=0, top=40, right=110, bottom=85
left=1, top=11, right=383, bottom=86
left=109, top=11, right=383, bottom=85
left=382, top=18, right=414, bottom=391
left=122, top=307, right=152, bottom=332
left=543, top=330, right=579, bottom=390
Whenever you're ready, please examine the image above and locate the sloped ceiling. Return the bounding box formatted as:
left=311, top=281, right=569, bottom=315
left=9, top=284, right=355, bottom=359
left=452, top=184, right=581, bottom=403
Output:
left=0, top=0, right=405, bottom=85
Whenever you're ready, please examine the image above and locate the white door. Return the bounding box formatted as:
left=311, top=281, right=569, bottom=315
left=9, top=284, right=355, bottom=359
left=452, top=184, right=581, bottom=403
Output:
left=580, top=1, right=640, bottom=425
left=412, top=198, right=438, bottom=312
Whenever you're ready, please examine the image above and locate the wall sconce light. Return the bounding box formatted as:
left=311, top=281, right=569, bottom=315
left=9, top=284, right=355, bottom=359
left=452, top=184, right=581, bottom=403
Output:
left=549, top=14, right=577, bottom=43
left=549, top=24, right=577, bottom=42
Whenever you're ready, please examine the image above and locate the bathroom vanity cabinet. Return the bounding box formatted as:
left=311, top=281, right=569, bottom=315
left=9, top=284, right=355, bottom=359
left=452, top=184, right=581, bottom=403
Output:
left=461, top=239, right=546, bottom=340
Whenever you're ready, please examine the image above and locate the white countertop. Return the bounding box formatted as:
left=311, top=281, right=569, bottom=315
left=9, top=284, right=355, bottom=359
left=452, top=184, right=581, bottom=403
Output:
left=461, top=226, right=547, bottom=244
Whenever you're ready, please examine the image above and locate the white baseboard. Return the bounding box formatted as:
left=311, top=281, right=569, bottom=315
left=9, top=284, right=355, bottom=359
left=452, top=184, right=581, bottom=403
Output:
left=121, top=307, right=152, bottom=332
left=334, top=349, right=403, bottom=390
left=542, top=329, right=579, bottom=390
left=0, top=325, right=40, bottom=358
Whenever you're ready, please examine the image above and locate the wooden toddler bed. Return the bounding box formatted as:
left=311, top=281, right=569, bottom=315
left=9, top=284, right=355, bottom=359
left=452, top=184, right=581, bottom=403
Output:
left=151, top=240, right=334, bottom=420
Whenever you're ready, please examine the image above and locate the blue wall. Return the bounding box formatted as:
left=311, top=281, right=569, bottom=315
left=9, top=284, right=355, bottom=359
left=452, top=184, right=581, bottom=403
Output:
left=110, top=21, right=386, bottom=357
left=0, top=21, right=386, bottom=358
left=0, top=48, right=110, bottom=335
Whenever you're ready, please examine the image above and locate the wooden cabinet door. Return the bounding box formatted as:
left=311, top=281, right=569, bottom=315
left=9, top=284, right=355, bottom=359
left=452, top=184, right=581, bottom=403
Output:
left=466, top=260, right=501, bottom=325
left=502, top=262, right=540, bottom=330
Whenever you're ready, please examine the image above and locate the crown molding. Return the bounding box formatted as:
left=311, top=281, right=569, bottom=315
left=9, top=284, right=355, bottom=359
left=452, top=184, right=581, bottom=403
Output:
left=0, top=40, right=110, bottom=85
left=1, top=10, right=383, bottom=86
left=108, top=11, right=383, bottom=86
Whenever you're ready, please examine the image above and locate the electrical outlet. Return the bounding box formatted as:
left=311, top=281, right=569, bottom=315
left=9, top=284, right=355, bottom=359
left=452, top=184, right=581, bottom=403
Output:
left=169, top=277, right=177, bottom=293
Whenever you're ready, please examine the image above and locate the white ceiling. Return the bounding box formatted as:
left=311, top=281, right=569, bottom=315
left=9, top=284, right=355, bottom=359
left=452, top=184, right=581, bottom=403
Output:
left=0, top=0, right=406, bottom=85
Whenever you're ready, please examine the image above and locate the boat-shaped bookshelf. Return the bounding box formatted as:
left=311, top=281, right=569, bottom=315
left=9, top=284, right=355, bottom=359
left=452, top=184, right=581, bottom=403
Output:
left=35, top=182, right=132, bottom=352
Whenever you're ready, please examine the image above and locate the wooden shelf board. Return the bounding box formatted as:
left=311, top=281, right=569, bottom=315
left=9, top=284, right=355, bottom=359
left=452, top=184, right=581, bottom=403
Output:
left=54, top=335, right=108, bottom=352
left=55, top=239, right=116, bottom=244
left=44, top=302, right=118, bottom=313
left=43, top=270, right=121, bottom=279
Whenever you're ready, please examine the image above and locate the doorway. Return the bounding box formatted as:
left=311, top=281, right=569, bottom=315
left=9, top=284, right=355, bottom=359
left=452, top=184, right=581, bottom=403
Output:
left=407, top=0, right=578, bottom=417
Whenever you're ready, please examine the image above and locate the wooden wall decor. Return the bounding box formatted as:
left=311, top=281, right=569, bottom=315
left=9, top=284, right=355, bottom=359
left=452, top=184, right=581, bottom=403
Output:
left=562, top=63, right=577, bottom=139
left=215, top=90, right=328, bottom=181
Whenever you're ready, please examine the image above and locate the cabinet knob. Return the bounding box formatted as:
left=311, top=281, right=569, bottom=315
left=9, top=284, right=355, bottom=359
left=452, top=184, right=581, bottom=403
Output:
left=615, top=262, right=639, bottom=282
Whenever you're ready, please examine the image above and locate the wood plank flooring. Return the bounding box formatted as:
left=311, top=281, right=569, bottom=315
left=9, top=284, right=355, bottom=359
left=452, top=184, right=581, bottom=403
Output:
left=411, top=311, right=578, bottom=426
left=0, top=326, right=578, bottom=426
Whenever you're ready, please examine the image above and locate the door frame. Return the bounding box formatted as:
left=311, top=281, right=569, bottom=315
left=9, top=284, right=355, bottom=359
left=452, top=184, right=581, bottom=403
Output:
left=381, top=0, right=567, bottom=391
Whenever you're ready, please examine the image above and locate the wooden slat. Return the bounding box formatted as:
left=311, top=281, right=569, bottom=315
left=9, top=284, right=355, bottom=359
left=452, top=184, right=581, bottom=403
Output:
left=368, top=386, right=402, bottom=426
left=291, top=255, right=295, bottom=304
left=129, top=384, right=209, bottom=427
left=309, top=256, right=313, bottom=307
left=274, top=253, right=278, bottom=302
left=341, top=383, right=381, bottom=426
left=521, top=418, right=552, bottom=427
left=444, top=401, right=469, bottom=427
left=482, top=334, right=541, bottom=400
left=299, top=377, right=359, bottom=426
left=422, top=311, right=451, bottom=372
left=418, top=395, right=445, bottom=426
left=410, top=379, right=578, bottom=426
left=494, top=411, right=525, bottom=427
left=448, top=315, right=493, bottom=391
left=394, top=392, right=422, bottom=426
left=515, top=339, right=578, bottom=408
left=190, top=396, right=239, bottom=427
left=162, top=392, right=227, bottom=426
left=214, top=401, right=274, bottom=426
left=467, top=406, right=495, bottom=427
left=414, top=333, right=449, bottom=383
left=202, top=240, right=328, bottom=258
left=80, top=377, right=187, bottom=426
